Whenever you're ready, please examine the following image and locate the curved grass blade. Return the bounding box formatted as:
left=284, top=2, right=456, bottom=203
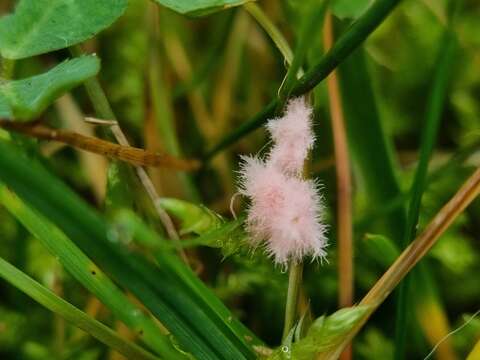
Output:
left=0, top=56, right=100, bottom=120
left=336, top=47, right=405, bottom=237
left=0, top=187, right=184, bottom=359
left=205, top=0, right=402, bottom=158
left=110, top=210, right=263, bottom=351
left=0, top=0, right=128, bottom=59
left=291, top=0, right=401, bottom=96
left=0, top=139, right=256, bottom=360
left=0, top=257, right=160, bottom=360
left=278, top=1, right=328, bottom=101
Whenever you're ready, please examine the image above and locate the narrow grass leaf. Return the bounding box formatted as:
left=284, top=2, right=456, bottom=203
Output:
left=0, top=187, right=183, bottom=359
left=394, top=28, right=458, bottom=358
left=0, top=139, right=256, bottom=360
left=331, top=0, right=373, bottom=20
left=112, top=210, right=263, bottom=351
left=337, top=46, right=406, bottom=237
left=0, top=257, right=160, bottom=360
left=205, top=0, right=402, bottom=158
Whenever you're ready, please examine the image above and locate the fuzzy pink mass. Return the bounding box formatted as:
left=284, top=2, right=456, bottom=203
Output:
left=238, top=97, right=327, bottom=265
left=266, top=97, right=315, bottom=176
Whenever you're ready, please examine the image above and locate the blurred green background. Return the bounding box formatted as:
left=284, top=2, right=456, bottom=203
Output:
left=0, top=0, right=479, bottom=359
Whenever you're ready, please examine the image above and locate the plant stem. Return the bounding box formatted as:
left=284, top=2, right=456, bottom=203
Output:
left=324, top=11, right=354, bottom=360
left=282, top=261, right=304, bottom=341
left=69, top=45, right=186, bottom=261
left=244, top=3, right=293, bottom=65
left=318, top=166, right=480, bottom=359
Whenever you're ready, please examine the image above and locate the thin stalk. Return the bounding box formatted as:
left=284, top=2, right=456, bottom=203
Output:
left=394, top=27, right=458, bottom=358
left=244, top=3, right=293, bottom=65
left=70, top=46, right=116, bottom=121
left=318, top=167, right=480, bottom=359
left=0, top=120, right=200, bottom=170
left=69, top=45, right=185, bottom=260
left=206, top=0, right=402, bottom=158
left=0, top=257, right=161, bottom=360
left=282, top=262, right=304, bottom=341
left=324, top=11, right=353, bottom=360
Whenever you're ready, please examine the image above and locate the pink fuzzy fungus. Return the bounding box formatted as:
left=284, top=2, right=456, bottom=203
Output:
left=266, top=97, right=315, bottom=175
left=237, top=98, right=327, bottom=265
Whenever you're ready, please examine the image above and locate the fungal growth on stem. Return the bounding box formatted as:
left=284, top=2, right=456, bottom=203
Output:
left=238, top=97, right=327, bottom=266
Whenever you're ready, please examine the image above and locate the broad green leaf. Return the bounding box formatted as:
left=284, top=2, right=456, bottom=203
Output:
left=152, top=0, right=254, bottom=17
left=0, top=257, right=161, bottom=360
left=159, top=198, right=224, bottom=235
left=268, top=306, right=370, bottom=360
left=0, top=56, right=100, bottom=120
left=331, top=0, right=373, bottom=20
left=0, top=0, right=128, bottom=59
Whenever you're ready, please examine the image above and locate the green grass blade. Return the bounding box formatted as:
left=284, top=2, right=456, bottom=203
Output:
left=0, top=187, right=183, bottom=359
left=205, top=0, right=402, bottom=158
left=336, top=47, right=406, bottom=237
left=394, top=28, right=458, bottom=359
left=112, top=210, right=263, bottom=354
left=0, top=139, right=255, bottom=360
left=0, top=257, right=160, bottom=360
left=291, top=0, right=401, bottom=96
left=244, top=3, right=293, bottom=65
